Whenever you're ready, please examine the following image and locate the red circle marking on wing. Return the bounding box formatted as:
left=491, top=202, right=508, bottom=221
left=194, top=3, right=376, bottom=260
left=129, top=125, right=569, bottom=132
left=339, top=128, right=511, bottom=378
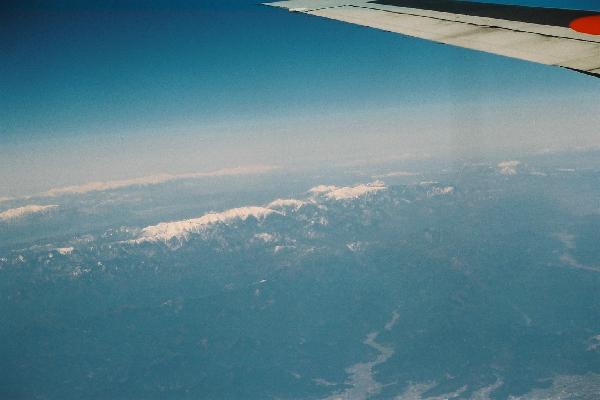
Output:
left=570, top=15, right=600, bottom=35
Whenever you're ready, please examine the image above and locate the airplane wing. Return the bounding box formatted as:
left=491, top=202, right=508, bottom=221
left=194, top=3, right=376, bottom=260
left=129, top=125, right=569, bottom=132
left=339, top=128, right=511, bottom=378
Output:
left=264, top=0, right=600, bottom=78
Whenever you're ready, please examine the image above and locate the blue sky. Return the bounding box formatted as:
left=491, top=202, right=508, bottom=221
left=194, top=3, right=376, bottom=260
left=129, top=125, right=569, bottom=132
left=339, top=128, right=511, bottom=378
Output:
left=1, top=0, right=599, bottom=196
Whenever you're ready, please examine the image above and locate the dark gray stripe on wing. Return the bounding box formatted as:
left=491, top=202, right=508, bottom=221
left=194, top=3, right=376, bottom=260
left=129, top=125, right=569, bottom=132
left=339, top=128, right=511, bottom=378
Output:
left=369, top=0, right=599, bottom=28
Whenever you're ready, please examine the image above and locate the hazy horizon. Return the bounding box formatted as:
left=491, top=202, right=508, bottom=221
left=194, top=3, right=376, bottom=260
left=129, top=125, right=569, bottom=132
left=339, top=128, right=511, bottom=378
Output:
left=2, top=0, right=600, bottom=197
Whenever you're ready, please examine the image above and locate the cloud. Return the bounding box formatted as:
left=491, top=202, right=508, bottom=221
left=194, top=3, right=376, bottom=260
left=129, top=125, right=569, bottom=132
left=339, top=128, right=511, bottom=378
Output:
left=507, top=374, right=600, bottom=399
left=394, top=382, right=471, bottom=400
left=556, top=168, right=576, bottom=172
left=374, top=171, right=419, bottom=178
left=135, top=206, right=280, bottom=243
left=0, top=204, right=58, bottom=222
left=497, top=160, right=521, bottom=176
left=309, top=181, right=387, bottom=200
left=560, top=254, right=600, bottom=273
left=39, top=165, right=277, bottom=197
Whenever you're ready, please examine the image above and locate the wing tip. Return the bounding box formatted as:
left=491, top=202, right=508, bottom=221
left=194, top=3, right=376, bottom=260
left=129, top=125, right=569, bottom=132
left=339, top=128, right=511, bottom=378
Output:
left=262, top=2, right=310, bottom=13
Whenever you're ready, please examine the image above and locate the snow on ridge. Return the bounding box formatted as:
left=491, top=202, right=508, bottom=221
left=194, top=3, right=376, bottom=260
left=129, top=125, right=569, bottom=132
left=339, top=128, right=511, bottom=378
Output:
left=0, top=204, right=58, bottom=222
left=130, top=178, right=461, bottom=246
left=427, top=186, right=454, bottom=197
left=309, top=185, right=338, bottom=194
left=267, top=198, right=306, bottom=210
left=54, top=247, right=74, bottom=255
left=497, top=160, right=521, bottom=176
left=309, top=181, right=387, bottom=200
left=254, top=232, right=276, bottom=243
left=135, top=206, right=280, bottom=243
left=132, top=180, right=387, bottom=245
